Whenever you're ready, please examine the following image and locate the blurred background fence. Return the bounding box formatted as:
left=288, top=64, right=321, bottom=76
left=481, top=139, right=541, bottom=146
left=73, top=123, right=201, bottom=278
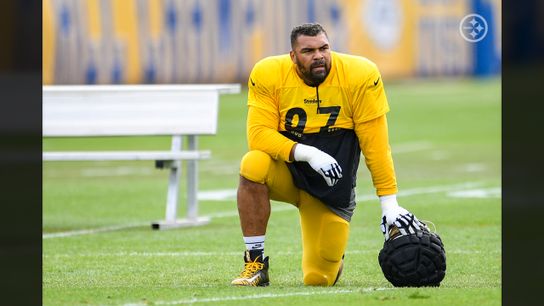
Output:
left=42, top=0, right=501, bottom=85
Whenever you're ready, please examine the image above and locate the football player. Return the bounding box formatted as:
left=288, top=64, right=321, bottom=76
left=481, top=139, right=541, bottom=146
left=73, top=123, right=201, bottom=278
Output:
left=231, top=23, right=426, bottom=287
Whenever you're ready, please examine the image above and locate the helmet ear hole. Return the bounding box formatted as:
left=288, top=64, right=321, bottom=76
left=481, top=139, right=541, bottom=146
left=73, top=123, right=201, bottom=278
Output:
left=378, top=226, right=446, bottom=287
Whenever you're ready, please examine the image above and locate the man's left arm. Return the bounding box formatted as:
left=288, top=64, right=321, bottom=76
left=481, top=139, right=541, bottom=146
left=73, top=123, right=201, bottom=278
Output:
left=354, top=114, right=397, bottom=196
left=352, top=65, right=397, bottom=196
left=353, top=67, right=427, bottom=240
left=356, top=115, right=425, bottom=239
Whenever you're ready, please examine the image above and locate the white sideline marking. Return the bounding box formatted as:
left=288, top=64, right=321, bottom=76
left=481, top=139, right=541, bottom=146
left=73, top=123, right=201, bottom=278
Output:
left=44, top=249, right=500, bottom=259
left=44, top=142, right=431, bottom=178
left=391, top=141, right=433, bottom=154
left=43, top=181, right=496, bottom=239
left=198, top=189, right=237, bottom=201
left=430, top=151, right=451, bottom=161
left=81, top=166, right=154, bottom=177
left=399, top=181, right=486, bottom=197
left=42, top=222, right=149, bottom=239
left=200, top=181, right=488, bottom=202
left=447, top=187, right=501, bottom=199
left=461, top=163, right=487, bottom=173
left=356, top=181, right=486, bottom=201
left=47, top=166, right=155, bottom=178
left=41, top=207, right=295, bottom=239
left=121, top=288, right=391, bottom=306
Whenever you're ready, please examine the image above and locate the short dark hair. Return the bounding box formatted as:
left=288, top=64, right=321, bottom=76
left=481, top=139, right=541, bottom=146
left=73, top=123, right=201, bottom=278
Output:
left=290, top=23, right=328, bottom=49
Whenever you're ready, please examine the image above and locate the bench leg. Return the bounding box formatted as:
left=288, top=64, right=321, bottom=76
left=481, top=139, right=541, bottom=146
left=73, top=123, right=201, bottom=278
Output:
left=165, top=160, right=181, bottom=222
left=187, top=135, right=198, bottom=220
left=152, top=135, right=210, bottom=230
left=184, top=135, right=209, bottom=225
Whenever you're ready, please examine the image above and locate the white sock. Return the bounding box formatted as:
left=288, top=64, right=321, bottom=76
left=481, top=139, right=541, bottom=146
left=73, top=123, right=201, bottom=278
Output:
left=243, top=235, right=265, bottom=254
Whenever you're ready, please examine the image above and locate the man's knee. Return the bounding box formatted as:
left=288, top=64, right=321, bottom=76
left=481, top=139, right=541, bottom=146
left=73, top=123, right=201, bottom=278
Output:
left=303, top=271, right=331, bottom=286
left=240, top=150, right=272, bottom=184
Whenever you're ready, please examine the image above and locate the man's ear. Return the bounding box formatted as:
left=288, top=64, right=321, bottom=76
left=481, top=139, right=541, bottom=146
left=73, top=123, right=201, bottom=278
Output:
left=290, top=50, right=295, bottom=63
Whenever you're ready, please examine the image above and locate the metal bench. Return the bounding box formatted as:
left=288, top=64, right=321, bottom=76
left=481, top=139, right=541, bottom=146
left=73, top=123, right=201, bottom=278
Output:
left=43, top=84, right=241, bottom=230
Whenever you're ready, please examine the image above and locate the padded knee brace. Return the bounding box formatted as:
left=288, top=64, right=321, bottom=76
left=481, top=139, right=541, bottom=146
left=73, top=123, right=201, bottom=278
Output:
left=303, top=220, right=349, bottom=286
left=318, top=220, right=349, bottom=263
left=300, top=198, right=350, bottom=286
left=239, top=150, right=272, bottom=184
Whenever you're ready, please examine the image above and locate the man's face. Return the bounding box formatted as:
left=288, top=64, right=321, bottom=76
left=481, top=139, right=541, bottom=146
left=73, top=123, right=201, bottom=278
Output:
left=290, top=33, right=332, bottom=86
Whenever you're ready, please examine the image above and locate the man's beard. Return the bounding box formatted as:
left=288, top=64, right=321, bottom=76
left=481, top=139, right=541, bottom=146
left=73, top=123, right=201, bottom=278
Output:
left=296, top=59, right=329, bottom=86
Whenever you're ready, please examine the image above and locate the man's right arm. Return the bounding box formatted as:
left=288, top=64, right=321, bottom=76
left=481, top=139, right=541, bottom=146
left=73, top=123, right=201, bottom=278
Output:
left=248, top=104, right=343, bottom=187
left=246, top=59, right=297, bottom=162
left=246, top=59, right=343, bottom=186
left=246, top=105, right=296, bottom=162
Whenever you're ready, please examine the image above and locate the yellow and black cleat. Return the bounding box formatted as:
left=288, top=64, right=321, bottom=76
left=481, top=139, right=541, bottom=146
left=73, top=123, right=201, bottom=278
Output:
left=231, top=250, right=270, bottom=287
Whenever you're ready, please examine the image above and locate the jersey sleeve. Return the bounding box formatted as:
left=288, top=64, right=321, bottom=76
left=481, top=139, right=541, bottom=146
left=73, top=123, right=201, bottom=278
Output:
left=246, top=60, right=296, bottom=161
left=355, top=112, right=398, bottom=196
left=247, top=60, right=277, bottom=113
left=351, top=63, right=390, bottom=124
left=350, top=62, right=397, bottom=195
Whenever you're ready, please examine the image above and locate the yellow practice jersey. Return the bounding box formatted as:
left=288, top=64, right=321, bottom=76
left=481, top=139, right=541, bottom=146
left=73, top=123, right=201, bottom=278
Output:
left=246, top=51, right=397, bottom=197
left=249, top=51, right=388, bottom=128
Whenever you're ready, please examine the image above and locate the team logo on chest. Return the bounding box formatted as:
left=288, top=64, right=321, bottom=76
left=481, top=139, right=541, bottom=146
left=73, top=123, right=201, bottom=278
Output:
left=303, top=98, right=321, bottom=105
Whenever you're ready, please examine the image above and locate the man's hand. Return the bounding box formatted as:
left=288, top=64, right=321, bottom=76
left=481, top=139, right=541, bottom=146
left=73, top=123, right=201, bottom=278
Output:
left=293, top=143, right=342, bottom=186
left=379, top=194, right=428, bottom=240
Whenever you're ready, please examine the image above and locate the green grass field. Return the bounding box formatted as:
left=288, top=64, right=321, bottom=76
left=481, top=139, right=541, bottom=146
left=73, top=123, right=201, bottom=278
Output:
left=43, top=77, right=501, bottom=306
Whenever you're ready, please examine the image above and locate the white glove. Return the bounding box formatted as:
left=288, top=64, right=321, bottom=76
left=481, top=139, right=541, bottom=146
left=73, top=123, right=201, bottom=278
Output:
left=379, top=194, right=428, bottom=240
left=293, top=143, right=343, bottom=187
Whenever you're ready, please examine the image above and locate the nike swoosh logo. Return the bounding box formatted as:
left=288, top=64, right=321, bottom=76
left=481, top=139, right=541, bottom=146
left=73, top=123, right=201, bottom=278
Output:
left=247, top=274, right=261, bottom=285
left=250, top=78, right=256, bottom=86
left=373, top=77, right=380, bottom=86
left=233, top=273, right=261, bottom=286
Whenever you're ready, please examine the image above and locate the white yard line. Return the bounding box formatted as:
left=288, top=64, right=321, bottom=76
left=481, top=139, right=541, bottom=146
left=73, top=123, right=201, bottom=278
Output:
left=448, top=187, right=501, bottom=198
left=198, top=189, right=237, bottom=201
left=44, top=249, right=500, bottom=259
left=81, top=166, right=154, bottom=177
left=201, top=181, right=489, bottom=202
left=121, top=288, right=391, bottom=306
left=43, top=181, right=497, bottom=239
left=44, top=142, right=433, bottom=178
left=391, top=141, right=433, bottom=154
left=42, top=222, right=149, bottom=239
left=355, top=181, right=487, bottom=201
left=41, top=207, right=294, bottom=240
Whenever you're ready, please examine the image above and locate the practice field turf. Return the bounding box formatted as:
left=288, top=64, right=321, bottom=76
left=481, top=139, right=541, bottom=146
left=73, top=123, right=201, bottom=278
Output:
left=43, top=77, right=501, bottom=305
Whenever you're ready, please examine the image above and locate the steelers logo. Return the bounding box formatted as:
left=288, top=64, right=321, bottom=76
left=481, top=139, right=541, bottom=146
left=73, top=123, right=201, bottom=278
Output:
left=459, top=14, right=488, bottom=43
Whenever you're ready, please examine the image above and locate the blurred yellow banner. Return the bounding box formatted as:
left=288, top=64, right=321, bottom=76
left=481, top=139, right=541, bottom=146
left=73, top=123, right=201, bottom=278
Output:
left=43, top=0, right=500, bottom=84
